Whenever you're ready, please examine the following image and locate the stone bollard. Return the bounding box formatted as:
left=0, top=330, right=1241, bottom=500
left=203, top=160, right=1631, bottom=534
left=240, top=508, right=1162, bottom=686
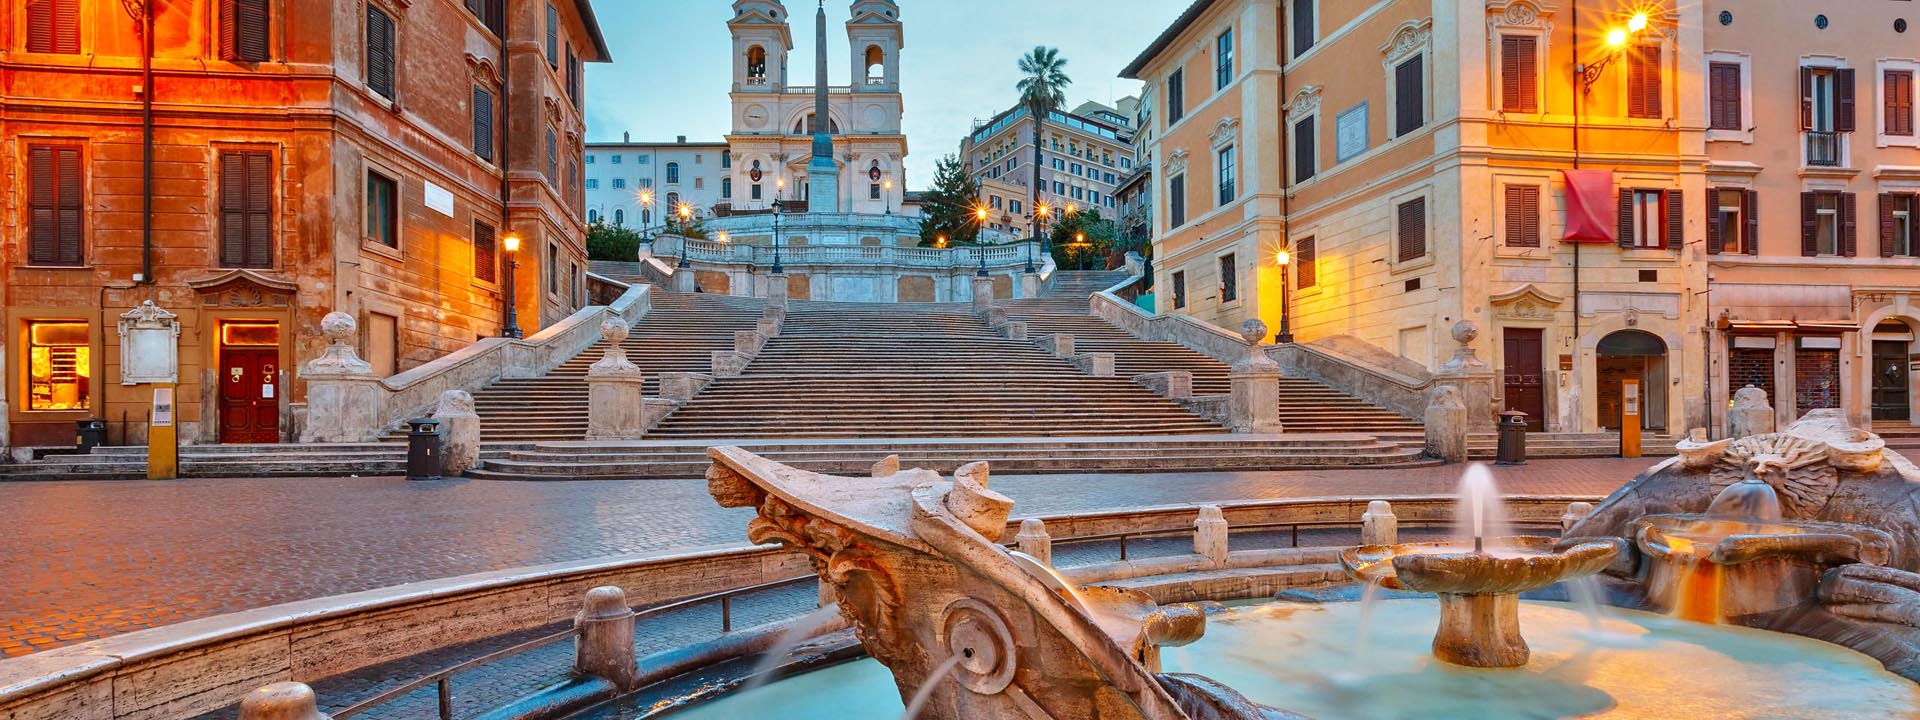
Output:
left=734, top=330, right=767, bottom=356
left=711, top=350, right=750, bottom=377
left=587, top=319, right=648, bottom=440
left=1424, top=385, right=1469, bottom=463
left=1071, top=353, right=1115, bottom=377
left=1561, top=501, right=1594, bottom=534
left=574, top=586, right=640, bottom=690
left=300, top=312, right=385, bottom=443
left=1194, top=505, right=1229, bottom=566
left=658, top=372, right=714, bottom=403
left=1004, top=320, right=1028, bottom=341
left=432, top=390, right=480, bottom=475
left=971, top=275, right=996, bottom=314
left=1361, top=500, right=1398, bottom=547
left=871, top=454, right=901, bottom=477
left=1036, top=333, right=1075, bottom=358
left=239, top=682, right=330, bottom=720
left=1228, top=319, right=1283, bottom=434
left=1016, top=518, right=1053, bottom=566
left=1728, top=385, right=1775, bottom=439
left=988, top=306, right=1009, bottom=328
left=672, top=268, right=696, bottom=293
left=1135, top=371, right=1193, bottom=400
left=757, top=317, right=781, bottom=338
left=766, top=275, right=789, bottom=309
left=1020, top=272, right=1042, bottom=299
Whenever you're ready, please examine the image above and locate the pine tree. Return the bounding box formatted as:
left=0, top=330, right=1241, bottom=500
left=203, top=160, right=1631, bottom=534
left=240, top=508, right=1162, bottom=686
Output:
left=917, top=154, right=983, bottom=246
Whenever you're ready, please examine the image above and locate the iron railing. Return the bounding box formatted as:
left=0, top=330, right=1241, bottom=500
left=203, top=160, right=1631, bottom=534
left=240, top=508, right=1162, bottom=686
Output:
left=1807, top=131, right=1842, bottom=167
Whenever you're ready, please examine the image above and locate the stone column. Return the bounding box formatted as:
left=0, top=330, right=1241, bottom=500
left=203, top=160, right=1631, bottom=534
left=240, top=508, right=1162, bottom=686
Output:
left=1021, top=272, right=1041, bottom=299
left=1433, top=320, right=1500, bottom=433
left=574, top=586, right=640, bottom=690
left=1728, top=385, right=1775, bottom=438
left=299, top=312, right=386, bottom=444
left=1194, top=505, right=1229, bottom=565
left=1425, top=385, right=1469, bottom=463
left=432, top=390, right=480, bottom=475
left=1228, top=319, right=1283, bottom=434
left=971, top=275, right=995, bottom=314
left=586, top=319, right=648, bottom=440
left=672, top=268, right=696, bottom=293
left=1016, top=518, right=1052, bottom=566
left=239, top=682, right=330, bottom=720
left=1361, top=500, right=1398, bottom=546
left=767, top=273, right=789, bottom=308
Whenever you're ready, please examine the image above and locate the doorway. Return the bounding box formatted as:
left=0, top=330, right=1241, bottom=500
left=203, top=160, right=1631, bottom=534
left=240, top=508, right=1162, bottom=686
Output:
left=1596, top=330, right=1668, bottom=431
left=1873, top=321, right=1913, bottom=422
left=218, top=321, right=281, bottom=444
left=1502, top=328, right=1546, bottom=431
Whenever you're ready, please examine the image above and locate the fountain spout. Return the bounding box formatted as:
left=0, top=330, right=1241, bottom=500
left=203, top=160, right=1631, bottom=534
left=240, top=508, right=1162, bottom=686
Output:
left=1707, top=466, right=1784, bottom=522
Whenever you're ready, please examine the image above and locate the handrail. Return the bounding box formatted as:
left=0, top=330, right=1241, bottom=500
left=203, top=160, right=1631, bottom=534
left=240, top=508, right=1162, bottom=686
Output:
left=1045, top=518, right=1562, bottom=561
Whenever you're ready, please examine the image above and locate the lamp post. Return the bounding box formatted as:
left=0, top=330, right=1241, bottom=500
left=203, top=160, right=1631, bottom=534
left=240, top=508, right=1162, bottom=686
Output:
left=1035, top=203, right=1052, bottom=267
left=1074, top=232, right=1088, bottom=271
left=674, top=203, right=693, bottom=268
left=1019, top=213, right=1035, bottom=274
left=882, top=179, right=894, bottom=215
left=635, top=189, right=655, bottom=246
left=502, top=233, right=523, bottom=339
left=1579, top=12, right=1651, bottom=94
left=974, top=206, right=990, bottom=277
left=771, top=198, right=785, bottom=274
left=1274, top=249, right=1294, bottom=344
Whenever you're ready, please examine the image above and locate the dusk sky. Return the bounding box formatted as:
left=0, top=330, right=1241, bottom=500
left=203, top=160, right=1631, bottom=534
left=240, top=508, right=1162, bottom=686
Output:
left=583, top=1, right=1182, bottom=188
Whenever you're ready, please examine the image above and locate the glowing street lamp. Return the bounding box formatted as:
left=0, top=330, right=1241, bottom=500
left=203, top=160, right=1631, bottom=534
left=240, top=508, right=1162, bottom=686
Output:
left=501, top=232, right=523, bottom=339
left=975, top=206, right=991, bottom=277
left=1274, top=248, right=1294, bottom=344
left=1582, top=12, right=1653, bottom=93
left=635, top=189, right=656, bottom=244
left=882, top=178, right=895, bottom=215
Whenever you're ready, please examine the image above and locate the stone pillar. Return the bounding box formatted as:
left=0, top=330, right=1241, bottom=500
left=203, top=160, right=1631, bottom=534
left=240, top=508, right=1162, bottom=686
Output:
left=1361, top=500, right=1398, bottom=546
left=300, top=312, right=386, bottom=444
left=971, top=275, right=995, bottom=314
left=1228, top=320, right=1282, bottom=434
left=1036, top=333, right=1075, bottom=358
left=757, top=317, right=781, bottom=337
left=987, top=306, right=1008, bottom=328
left=658, top=372, right=714, bottom=403
left=672, top=269, right=696, bottom=293
left=1135, top=371, right=1193, bottom=400
left=766, top=274, right=789, bottom=308
left=239, top=682, right=329, bottom=720
left=1071, top=353, right=1115, bottom=377
left=587, top=319, right=649, bottom=440
left=1561, top=502, right=1593, bottom=534
left=432, top=390, right=480, bottom=475
left=711, top=351, right=750, bottom=377
left=1016, top=518, right=1052, bottom=566
left=1728, top=385, right=1775, bottom=438
left=574, top=586, right=640, bottom=690
left=1021, top=272, right=1041, bottom=299
left=1003, top=321, right=1028, bottom=341
left=1425, top=384, right=1469, bottom=463
left=1194, top=505, right=1229, bottom=565
left=735, top=330, right=768, bottom=357
left=1434, top=320, right=1500, bottom=432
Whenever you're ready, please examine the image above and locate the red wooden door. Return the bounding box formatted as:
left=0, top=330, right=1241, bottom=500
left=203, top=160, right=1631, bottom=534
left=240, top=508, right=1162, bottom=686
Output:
left=1502, top=328, right=1546, bottom=431
left=219, top=347, right=280, bottom=443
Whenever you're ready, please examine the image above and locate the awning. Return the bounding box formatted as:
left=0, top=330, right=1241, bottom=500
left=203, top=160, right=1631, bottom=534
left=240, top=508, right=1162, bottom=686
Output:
left=1562, top=170, right=1617, bottom=244
left=1712, top=284, right=1856, bottom=332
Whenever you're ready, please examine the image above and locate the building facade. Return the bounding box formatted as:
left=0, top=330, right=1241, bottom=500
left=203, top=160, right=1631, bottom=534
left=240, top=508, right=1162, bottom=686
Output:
left=585, top=137, right=731, bottom=226
left=1, top=0, right=606, bottom=448
left=1125, top=0, right=1713, bottom=435
left=959, top=98, right=1139, bottom=238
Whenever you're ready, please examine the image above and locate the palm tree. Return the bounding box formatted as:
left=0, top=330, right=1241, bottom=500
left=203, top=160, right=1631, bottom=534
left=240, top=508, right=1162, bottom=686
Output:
left=1017, top=46, right=1071, bottom=252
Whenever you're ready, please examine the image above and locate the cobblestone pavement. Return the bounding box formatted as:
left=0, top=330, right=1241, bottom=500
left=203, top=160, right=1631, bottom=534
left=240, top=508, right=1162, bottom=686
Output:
left=0, top=456, right=1673, bottom=658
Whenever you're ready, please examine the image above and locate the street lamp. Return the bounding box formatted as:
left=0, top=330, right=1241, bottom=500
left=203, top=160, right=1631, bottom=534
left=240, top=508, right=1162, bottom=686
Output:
left=882, top=178, right=894, bottom=215
left=635, top=189, right=655, bottom=245
left=1274, top=249, right=1294, bottom=344
left=1580, top=12, right=1652, bottom=93
left=771, top=198, right=785, bottom=275
left=1074, top=232, right=1088, bottom=271
left=974, top=206, right=990, bottom=277
left=501, top=232, right=523, bottom=339
left=675, top=203, right=694, bottom=269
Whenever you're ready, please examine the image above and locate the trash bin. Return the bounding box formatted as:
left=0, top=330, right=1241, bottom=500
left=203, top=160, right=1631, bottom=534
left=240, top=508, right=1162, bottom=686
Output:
left=405, top=418, right=444, bottom=481
left=1496, top=411, right=1528, bottom=466
left=75, top=419, right=107, bottom=453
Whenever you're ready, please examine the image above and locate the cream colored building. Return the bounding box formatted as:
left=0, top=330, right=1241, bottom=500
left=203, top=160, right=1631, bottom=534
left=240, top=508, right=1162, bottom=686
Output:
left=1124, top=0, right=1713, bottom=435
left=959, top=99, right=1140, bottom=238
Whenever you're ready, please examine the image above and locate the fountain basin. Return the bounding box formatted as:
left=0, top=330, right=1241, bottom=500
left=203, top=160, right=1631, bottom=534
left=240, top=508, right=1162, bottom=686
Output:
left=1634, top=514, right=1895, bottom=622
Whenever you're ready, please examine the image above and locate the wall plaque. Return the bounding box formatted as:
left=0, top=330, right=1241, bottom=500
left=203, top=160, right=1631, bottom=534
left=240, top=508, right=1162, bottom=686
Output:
left=118, top=301, right=180, bottom=385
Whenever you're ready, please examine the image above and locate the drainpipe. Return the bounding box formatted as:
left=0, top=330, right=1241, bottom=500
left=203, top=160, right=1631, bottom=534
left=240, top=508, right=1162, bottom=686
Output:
left=497, top=9, right=513, bottom=334
left=1277, top=12, right=1291, bottom=343
left=140, top=1, right=155, bottom=285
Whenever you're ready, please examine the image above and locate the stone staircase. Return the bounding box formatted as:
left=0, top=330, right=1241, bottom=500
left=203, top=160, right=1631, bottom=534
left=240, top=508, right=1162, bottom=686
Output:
left=645, top=300, right=1226, bottom=439
left=1005, top=272, right=1424, bottom=435
left=429, top=291, right=768, bottom=443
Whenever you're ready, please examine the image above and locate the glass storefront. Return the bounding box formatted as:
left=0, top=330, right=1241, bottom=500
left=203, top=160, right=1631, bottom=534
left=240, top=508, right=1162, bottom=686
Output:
left=26, top=321, right=89, bottom=411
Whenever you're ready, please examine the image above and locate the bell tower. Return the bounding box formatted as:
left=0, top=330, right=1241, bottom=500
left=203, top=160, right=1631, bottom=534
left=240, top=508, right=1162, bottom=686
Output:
left=729, top=0, right=792, bottom=93
left=846, top=0, right=902, bottom=92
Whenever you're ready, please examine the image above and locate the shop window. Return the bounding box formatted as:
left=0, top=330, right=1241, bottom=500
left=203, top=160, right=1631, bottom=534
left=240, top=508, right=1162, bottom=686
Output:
left=26, top=321, right=89, bottom=411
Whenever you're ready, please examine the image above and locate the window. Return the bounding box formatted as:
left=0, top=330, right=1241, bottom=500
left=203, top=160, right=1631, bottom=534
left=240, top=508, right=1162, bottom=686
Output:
left=566, top=49, right=581, bottom=108
left=1504, top=185, right=1540, bottom=248
left=609, top=155, right=620, bottom=164
left=1293, top=116, right=1316, bottom=182
left=548, top=243, right=560, bottom=294
left=1296, top=237, right=1317, bottom=289
left=1071, top=163, right=1082, bottom=175
left=218, top=151, right=274, bottom=269
left=1618, top=188, right=1680, bottom=250
left=1010, top=200, right=1022, bottom=215
left=25, top=321, right=89, bottom=411
left=585, top=179, right=598, bottom=190
left=472, top=86, right=494, bottom=161
left=1171, top=271, right=1187, bottom=309
left=1707, top=188, right=1757, bottom=255
left=1886, top=194, right=1918, bottom=257
left=1396, top=197, right=1426, bottom=261
left=587, top=209, right=597, bottom=223
left=365, top=170, right=397, bottom=248
left=545, top=4, right=559, bottom=68
left=1053, top=158, right=1065, bottom=171
left=24, top=0, right=79, bottom=54
left=1167, top=69, right=1186, bottom=125
left=870, top=183, right=881, bottom=200
left=614, top=209, right=624, bottom=225
left=666, top=162, right=681, bottom=184
left=1291, top=0, right=1315, bottom=57
left=1500, top=35, right=1538, bottom=113
left=1217, top=145, right=1236, bottom=205
left=611, top=179, right=624, bottom=189
left=365, top=5, right=396, bottom=100
left=1054, top=181, right=1065, bottom=194
left=1801, top=191, right=1855, bottom=257
left=26, top=145, right=84, bottom=266
left=1216, top=28, right=1234, bottom=90
left=1626, top=44, right=1662, bottom=119
left=1168, top=173, right=1187, bottom=227
left=221, top=0, right=271, bottom=62
left=638, top=155, right=650, bottom=165
left=1393, top=56, right=1424, bottom=137
left=751, top=184, right=763, bottom=200
left=546, top=129, right=558, bottom=179
left=1709, top=62, right=1742, bottom=130
left=568, top=262, right=579, bottom=307
left=722, top=178, right=733, bottom=199
left=1218, top=254, right=1238, bottom=303
left=722, top=151, right=732, bottom=169
left=1888, top=70, right=1915, bottom=137
left=473, top=220, right=497, bottom=283
left=464, top=0, right=504, bottom=36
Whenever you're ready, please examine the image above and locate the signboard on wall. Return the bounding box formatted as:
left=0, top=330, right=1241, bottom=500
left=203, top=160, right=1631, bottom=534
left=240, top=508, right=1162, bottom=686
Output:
left=423, top=180, right=455, bottom=217
left=117, top=301, right=180, bottom=385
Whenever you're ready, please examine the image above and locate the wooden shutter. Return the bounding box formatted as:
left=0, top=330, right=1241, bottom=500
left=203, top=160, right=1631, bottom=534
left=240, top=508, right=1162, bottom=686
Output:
left=1618, top=190, right=1636, bottom=249
left=1841, top=192, right=1859, bottom=257
left=1505, top=185, right=1539, bottom=248
left=465, top=0, right=484, bottom=16
left=26, top=0, right=79, bottom=54
left=30, top=146, right=86, bottom=266
left=1294, top=118, right=1315, bottom=182
left=1889, top=71, right=1915, bottom=136
left=1800, top=67, right=1816, bottom=131
left=223, top=0, right=270, bottom=61
left=1292, top=0, right=1313, bottom=57
left=1501, top=36, right=1537, bottom=113
left=1744, top=190, right=1759, bottom=255
left=1397, top=198, right=1426, bottom=261
left=1801, top=192, right=1819, bottom=256
left=1395, top=56, right=1423, bottom=136
left=220, top=152, right=273, bottom=268
left=1169, top=175, right=1186, bottom=227
left=472, top=86, right=493, bottom=160
left=366, top=6, right=395, bottom=99
left=1664, top=189, right=1684, bottom=251
left=473, top=221, right=497, bottom=283
left=1627, top=45, right=1661, bottom=118
left=1706, top=187, right=1724, bottom=254
left=546, top=4, right=559, bottom=68
left=546, top=129, right=558, bottom=179
left=1883, top=193, right=1900, bottom=258
left=1836, top=68, right=1857, bottom=133
left=219, top=155, right=247, bottom=266
left=1297, top=236, right=1317, bottom=288
left=1709, top=63, right=1741, bottom=130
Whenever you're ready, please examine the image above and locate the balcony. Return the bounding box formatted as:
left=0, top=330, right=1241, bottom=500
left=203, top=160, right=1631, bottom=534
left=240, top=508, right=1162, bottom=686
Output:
left=1806, top=131, right=1842, bottom=167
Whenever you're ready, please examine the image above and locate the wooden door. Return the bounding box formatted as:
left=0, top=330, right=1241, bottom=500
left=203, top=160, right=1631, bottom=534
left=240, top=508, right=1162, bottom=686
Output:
left=1596, top=357, right=1645, bottom=430
left=219, top=347, right=280, bottom=443
left=1873, top=340, right=1910, bottom=421
left=1502, top=328, right=1546, bottom=431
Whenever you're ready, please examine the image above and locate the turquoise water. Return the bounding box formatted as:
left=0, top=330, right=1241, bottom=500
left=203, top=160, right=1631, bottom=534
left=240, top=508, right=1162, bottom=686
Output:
left=659, top=600, right=1920, bottom=719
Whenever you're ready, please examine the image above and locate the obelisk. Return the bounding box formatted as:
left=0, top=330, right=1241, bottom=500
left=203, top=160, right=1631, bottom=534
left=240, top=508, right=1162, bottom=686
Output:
left=805, top=1, right=840, bottom=213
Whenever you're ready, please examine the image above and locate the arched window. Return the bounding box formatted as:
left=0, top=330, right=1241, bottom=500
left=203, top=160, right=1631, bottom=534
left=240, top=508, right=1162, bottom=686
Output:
left=793, top=114, right=840, bottom=135
left=864, top=45, right=885, bottom=83
left=666, top=192, right=681, bottom=212
left=746, top=46, right=767, bottom=81
left=666, top=162, right=680, bottom=184
left=588, top=209, right=598, bottom=223
left=613, top=208, right=624, bottom=225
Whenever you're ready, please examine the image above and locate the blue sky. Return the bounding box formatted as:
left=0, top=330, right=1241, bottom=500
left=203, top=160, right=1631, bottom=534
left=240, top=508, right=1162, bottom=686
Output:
left=583, top=0, right=1181, bottom=188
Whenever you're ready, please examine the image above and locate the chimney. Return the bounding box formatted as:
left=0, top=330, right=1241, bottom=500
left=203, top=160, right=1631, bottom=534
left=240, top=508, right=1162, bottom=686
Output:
left=677, top=135, right=687, bottom=144
left=623, top=131, right=630, bottom=142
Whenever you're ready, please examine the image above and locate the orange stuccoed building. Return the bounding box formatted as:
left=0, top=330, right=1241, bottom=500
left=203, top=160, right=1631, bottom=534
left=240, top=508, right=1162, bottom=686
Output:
left=0, top=0, right=607, bottom=448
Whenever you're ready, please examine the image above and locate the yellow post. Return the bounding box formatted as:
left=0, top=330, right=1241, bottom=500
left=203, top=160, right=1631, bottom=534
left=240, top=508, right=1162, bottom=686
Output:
left=147, top=384, right=178, bottom=480
left=1620, top=379, right=1642, bottom=459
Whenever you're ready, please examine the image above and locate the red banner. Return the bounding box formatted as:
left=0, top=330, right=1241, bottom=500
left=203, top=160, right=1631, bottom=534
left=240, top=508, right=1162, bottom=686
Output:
left=1562, top=169, right=1617, bottom=244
